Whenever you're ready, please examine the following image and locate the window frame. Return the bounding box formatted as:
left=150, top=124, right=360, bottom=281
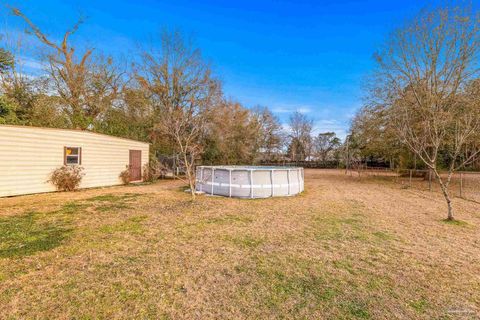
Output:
left=64, top=146, right=82, bottom=166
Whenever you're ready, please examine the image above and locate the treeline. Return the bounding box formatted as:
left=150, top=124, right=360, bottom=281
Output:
left=0, top=11, right=280, bottom=165
left=0, top=7, right=345, bottom=168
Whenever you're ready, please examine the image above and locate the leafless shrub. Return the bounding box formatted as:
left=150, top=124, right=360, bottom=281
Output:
left=119, top=166, right=130, bottom=185
left=143, top=159, right=166, bottom=182
left=49, top=165, right=84, bottom=191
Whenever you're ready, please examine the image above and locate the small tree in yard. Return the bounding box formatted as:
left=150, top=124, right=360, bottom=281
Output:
left=373, top=6, right=480, bottom=220
left=137, top=31, right=221, bottom=199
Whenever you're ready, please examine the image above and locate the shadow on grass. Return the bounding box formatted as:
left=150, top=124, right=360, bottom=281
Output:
left=0, top=211, right=71, bottom=258
left=85, top=193, right=145, bottom=213
left=176, top=186, right=191, bottom=193
left=0, top=193, right=144, bottom=259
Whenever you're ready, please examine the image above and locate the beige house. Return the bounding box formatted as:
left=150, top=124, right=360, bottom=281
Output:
left=0, top=125, right=149, bottom=197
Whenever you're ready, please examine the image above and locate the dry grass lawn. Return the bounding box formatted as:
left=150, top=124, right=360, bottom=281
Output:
left=0, top=169, right=479, bottom=319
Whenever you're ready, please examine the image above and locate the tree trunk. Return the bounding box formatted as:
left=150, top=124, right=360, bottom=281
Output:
left=183, top=152, right=196, bottom=200
left=436, top=171, right=454, bottom=221
left=440, top=185, right=454, bottom=220
left=446, top=198, right=453, bottom=221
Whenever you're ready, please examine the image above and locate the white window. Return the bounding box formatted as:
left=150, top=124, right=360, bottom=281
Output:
left=64, top=147, right=82, bottom=165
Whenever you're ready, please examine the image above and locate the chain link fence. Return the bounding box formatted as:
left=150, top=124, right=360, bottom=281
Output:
left=348, top=167, right=480, bottom=203
left=260, top=161, right=342, bottom=169
left=156, top=154, right=186, bottom=178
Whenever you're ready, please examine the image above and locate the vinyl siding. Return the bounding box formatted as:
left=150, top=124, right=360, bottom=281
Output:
left=0, top=125, right=149, bottom=197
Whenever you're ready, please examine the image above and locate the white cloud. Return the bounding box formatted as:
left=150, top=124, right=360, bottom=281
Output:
left=20, top=56, right=44, bottom=71
left=272, top=107, right=292, bottom=113
left=313, top=119, right=348, bottom=140
left=281, top=123, right=292, bottom=133
left=272, top=105, right=312, bottom=114
left=281, top=118, right=348, bottom=141
left=297, top=107, right=311, bottom=114
left=17, top=55, right=45, bottom=73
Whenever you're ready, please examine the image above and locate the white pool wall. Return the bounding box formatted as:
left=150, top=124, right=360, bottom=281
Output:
left=195, top=166, right=304, bottom=198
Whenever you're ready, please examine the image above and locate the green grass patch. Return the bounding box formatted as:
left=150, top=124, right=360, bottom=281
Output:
left=95, top=203, right=132, bottom=213
left=86, top=193, right=142, bottom=202
left=56, top=201, right=90, bottom=215
left=84, top=193, right=143, bottom=213
left=341, top=300, right=371, bottom=319
left=225, top=235, right=264, bottom=249
left=366, top=277, right=390, bottom=290
left=409, top=298, right=429, bottom=313
left=235, top=256, right=341, bottom=315
left=100, top=216, right=147, bottom=235
left=313, top=216, right=368, bottom=241
left=0, top=211, right=71, bottom=258
left=204, top=214, right=253, bottom=225
left=0, top=194, right=141, bottom=259
left=257, top=268, right=338, bottom=309
left=441, top=219, right=469, bottom=227
left=181, top=214, right=253, bottom=231
left=372, top=231, right=395, bottom=241
left=332, top=259, right=355, bottom=274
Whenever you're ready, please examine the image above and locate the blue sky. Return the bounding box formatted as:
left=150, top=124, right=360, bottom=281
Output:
left=1, top=0, right=455, bottom=138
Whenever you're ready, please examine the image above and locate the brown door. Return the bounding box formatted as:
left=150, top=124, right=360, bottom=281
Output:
left=129, top=150, right=142, bottom=182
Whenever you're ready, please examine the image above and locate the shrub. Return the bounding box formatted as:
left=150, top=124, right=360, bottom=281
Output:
left=49, top=165, right=84, bottom=192
left=143, top=159, right=165, bottom=182
left=119, top=166, right=131, bottom=185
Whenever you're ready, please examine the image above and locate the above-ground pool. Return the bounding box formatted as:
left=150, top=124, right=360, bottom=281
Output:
left=195, top=166, right=304, bottom=198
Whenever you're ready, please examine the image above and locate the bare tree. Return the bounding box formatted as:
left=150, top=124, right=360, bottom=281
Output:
left=251, top=106, right=284, bottom=161
left=136, top=31, right=221, bottom=199
left=349, top=103, right=407, bottom=168
left=11, top=7, right=122, bottom=129
left=288, top=111, right=313, bottom=161
left=313, top=132, right=341, bottom=165
left=372, top=6, right=480, bottom=220
left=0, top=27, right=51, bottom=125
left=203, top=100, right=261, bottom=165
